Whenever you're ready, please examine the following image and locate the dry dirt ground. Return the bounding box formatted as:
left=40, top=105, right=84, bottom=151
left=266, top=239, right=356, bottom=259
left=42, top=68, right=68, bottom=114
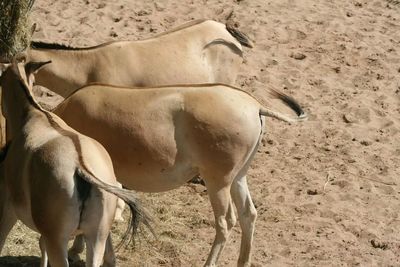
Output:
left=1, top=0, right=400, bottom=266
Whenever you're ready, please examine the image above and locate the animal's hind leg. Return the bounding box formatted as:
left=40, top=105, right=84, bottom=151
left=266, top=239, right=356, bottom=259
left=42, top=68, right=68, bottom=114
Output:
left=230, top=117, right=263, bottom=267
left=102, top=235, right=116, bottom=267
left=231, top=175, right=257, bottom=267
left=85, top=231, right=109, bottom=267
left=203, top=178, right=232, bottom=267
left=81, top=189, right=116, bottom=267
left=42, top=235, right=69, bottom=267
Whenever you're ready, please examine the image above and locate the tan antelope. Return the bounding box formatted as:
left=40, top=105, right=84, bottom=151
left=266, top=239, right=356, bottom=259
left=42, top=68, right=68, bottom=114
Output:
left=51, top=75, right=307, bottom=266
left=0, top=62, right=152, bottom=267
left=22, top=19, right=252, bottom=97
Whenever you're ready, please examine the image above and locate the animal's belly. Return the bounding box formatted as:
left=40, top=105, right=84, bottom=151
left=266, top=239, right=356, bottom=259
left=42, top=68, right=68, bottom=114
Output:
left=113, top=160, right=198, bottom=192
left=75, top=117, right=199, bottom=192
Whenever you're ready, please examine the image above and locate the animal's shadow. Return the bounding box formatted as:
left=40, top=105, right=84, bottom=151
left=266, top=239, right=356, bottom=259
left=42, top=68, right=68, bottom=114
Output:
left=0, top=256, right=85, bottom=267
left=0, top=256, right=40, bottom=267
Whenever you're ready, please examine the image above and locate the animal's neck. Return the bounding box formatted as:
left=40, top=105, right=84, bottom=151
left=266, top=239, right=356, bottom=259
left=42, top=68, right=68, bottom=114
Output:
left=3, top=81, right=46, bottom=136
left=28, top=49, right=90, bottom=97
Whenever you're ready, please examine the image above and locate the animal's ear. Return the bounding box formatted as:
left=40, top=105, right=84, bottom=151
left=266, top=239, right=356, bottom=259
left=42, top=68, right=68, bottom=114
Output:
left=25, top=61, right=51, bottom=75
left=24, top=60, right=51, bottom=85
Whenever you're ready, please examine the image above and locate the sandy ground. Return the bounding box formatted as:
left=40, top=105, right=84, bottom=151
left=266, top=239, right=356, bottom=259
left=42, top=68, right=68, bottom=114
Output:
left=1, top=0, right=400, bottom=266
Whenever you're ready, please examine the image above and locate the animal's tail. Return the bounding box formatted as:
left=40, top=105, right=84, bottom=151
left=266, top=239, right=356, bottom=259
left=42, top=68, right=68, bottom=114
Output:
left=260, top=89, right=307, bottom=123
left=76, top=167, right=155, bottom=246
left=226, top=22, right=254, bottom=48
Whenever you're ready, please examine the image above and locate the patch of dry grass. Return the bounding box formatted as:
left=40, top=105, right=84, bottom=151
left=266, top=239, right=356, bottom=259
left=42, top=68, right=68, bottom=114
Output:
left=115, top=188, right=212, bottom=266
left=0, top=0, right=34, bottom=60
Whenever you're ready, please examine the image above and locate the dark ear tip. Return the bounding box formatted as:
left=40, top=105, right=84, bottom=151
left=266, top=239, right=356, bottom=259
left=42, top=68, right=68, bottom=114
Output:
left=40, top=60, right=52, bottom=66
left=31, top=60, right=52, bottom=67
left=25, top=60, right=52, bottom=75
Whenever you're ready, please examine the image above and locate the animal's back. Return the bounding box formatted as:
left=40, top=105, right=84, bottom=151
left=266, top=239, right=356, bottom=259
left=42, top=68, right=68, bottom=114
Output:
left=56, top=84, right=261, bottom=136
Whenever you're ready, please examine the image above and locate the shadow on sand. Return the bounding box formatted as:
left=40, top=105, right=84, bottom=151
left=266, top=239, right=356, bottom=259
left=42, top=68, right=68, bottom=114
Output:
left=0, top=256, right=40, bottom=267
left=0, top=256, right=85, bottom=267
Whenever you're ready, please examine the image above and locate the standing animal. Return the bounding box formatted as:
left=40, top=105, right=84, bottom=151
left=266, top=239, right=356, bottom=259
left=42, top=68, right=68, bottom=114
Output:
left=52, top=78, right=307, bottom=266
left=0, top=62, right=152, bottom=267
left=23, top=19, right=252, bottom=97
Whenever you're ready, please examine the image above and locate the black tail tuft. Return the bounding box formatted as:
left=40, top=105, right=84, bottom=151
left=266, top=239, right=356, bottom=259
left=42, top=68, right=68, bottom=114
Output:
left=115, top=195, right=156, bottom=250
left=269, top=89, right=306, bottom=118
left=226, top=23, right=254, bottom=48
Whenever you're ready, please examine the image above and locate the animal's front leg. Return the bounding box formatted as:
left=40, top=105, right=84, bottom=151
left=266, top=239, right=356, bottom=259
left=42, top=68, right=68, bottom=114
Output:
left=113, top=183, right=125, bottom=222
left=68, top=234, right=85, bottom=263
